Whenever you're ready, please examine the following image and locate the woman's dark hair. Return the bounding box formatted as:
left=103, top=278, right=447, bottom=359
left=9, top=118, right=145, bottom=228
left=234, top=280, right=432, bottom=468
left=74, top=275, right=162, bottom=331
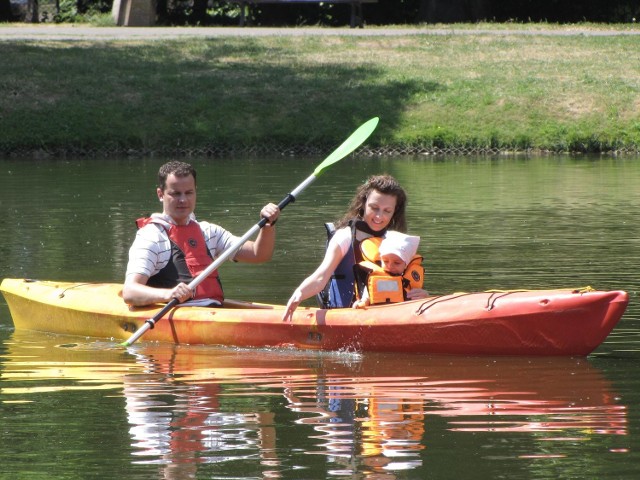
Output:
left=335, top=174, right=407, bottom=232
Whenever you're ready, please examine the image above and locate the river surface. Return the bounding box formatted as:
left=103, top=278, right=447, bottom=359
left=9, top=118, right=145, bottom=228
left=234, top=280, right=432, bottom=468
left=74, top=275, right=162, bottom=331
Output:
left=1, top=155, right=639, bottom=479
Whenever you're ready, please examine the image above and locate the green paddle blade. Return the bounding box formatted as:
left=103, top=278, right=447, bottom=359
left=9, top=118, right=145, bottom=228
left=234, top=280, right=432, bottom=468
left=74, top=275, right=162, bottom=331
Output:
left=313, top=117, right=379, bottom=176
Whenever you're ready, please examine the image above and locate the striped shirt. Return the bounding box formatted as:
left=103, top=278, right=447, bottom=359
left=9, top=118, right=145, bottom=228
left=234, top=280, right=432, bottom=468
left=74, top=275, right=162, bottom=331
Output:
left=125, top=213, right=239, bottom=280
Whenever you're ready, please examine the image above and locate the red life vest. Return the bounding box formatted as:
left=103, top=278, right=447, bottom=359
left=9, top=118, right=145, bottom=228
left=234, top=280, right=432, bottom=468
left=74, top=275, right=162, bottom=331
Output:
left=136, top=217, right=224, bottom=303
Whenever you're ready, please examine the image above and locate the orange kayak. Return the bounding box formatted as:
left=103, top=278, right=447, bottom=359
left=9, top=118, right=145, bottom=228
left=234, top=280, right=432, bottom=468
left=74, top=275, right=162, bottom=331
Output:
left=0, top=278, right=628, bottom=356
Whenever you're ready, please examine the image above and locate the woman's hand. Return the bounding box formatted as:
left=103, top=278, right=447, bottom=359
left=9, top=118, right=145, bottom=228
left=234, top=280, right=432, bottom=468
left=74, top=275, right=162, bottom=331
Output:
left=282, top=289, right=303, bottom=322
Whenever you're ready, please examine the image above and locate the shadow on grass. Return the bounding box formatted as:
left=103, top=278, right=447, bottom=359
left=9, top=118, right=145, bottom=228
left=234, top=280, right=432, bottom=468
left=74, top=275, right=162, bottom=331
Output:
left=1, top=40, right=439, bottom=156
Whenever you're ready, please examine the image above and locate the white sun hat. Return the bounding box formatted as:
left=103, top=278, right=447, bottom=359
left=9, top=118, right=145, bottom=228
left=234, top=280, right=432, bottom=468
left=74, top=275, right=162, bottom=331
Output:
left=378, top=231, right=420, bottom=265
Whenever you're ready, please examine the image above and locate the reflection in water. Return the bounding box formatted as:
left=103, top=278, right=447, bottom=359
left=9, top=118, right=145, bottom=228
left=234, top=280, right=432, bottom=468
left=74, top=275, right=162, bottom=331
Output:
left=0, top=339, right=129, bottom=397
left=0, top=331, right=627, bottom=478
left=123, top=348, right=280, bottom=478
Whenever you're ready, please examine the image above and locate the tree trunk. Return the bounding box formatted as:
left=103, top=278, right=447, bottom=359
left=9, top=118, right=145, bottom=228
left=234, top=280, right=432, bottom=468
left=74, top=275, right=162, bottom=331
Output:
left=25, top=0, right=39, bottom=22
left=156, top=0, right=167, bottom=23
left=0, top=0, right=13, bottom=21
left=191, top=0, right=208, bottom=24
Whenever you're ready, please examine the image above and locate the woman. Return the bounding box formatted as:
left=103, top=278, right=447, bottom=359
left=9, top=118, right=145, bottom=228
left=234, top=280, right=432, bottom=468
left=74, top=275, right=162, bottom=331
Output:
left=282, top=174, right=422, bottom=321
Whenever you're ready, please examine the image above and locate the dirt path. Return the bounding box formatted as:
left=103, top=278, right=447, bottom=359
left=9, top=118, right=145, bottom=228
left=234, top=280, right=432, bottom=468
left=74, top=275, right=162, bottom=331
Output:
left=1, top=24, right=639, bottom=41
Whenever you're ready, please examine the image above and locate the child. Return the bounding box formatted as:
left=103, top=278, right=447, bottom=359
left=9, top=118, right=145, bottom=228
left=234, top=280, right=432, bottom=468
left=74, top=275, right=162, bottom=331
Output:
left=353, top=231, right=426, bottom=308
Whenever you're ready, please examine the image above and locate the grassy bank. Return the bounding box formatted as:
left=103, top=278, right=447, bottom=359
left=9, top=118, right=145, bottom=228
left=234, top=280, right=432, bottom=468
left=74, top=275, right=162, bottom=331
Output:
left=2, top=24, right=640, bottom=156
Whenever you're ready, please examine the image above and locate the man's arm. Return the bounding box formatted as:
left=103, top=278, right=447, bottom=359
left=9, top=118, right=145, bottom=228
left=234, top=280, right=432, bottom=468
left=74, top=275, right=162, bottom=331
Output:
left=122, top=273, right=193, bottom=307
left=234, top=203, right=280, bottom=264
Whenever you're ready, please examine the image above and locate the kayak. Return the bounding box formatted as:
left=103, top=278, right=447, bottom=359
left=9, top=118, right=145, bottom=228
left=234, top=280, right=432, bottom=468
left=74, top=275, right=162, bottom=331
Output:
left=0, top=278, right=628, bottom=356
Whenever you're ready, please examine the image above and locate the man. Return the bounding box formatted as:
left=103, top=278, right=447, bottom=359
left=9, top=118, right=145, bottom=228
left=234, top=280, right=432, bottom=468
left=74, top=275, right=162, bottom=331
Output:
left=123, top=161, right=280, bottom=307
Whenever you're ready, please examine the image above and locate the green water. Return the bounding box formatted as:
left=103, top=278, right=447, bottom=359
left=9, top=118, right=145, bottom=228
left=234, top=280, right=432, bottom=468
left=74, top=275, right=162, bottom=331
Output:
left=1, top=155, right=639, bottom=479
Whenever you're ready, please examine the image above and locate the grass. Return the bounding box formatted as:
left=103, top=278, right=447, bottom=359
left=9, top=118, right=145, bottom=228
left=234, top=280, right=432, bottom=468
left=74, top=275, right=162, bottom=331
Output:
left=1, top=23, right=640, bottom=156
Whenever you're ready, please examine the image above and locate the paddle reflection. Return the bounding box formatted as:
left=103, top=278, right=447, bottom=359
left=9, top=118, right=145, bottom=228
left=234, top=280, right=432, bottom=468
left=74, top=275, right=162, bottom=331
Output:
left=0, top=331, right=627, bottom=478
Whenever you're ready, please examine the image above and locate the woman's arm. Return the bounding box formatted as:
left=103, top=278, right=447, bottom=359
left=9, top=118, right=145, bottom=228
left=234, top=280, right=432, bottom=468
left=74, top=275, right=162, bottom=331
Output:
left=282, top=242, right=345, bottom=321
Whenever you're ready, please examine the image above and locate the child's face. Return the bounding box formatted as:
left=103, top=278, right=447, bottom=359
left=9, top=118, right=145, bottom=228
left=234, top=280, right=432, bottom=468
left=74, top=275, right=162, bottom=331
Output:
left=380, top=254, right=406, bottom=275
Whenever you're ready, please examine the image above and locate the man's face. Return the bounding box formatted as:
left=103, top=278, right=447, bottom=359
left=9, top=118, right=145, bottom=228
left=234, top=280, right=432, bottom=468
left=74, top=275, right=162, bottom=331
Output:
left=157, top=173, right=196, bottom=225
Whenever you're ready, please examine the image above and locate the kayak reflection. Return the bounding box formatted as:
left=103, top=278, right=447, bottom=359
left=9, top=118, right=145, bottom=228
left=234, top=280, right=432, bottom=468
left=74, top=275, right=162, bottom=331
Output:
left=1, top=331, right=627, bottom=478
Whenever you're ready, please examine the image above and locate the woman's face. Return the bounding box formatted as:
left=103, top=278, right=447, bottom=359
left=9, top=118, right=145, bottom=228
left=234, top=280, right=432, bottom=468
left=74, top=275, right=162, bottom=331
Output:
left=362, top=190, right=397, bottom=232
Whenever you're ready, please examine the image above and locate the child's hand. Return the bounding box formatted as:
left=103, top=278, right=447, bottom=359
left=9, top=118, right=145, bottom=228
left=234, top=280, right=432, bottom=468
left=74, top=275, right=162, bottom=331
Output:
left=352, top=299, right=369, bottom=309
left=407, top=288, right=429, bottom=300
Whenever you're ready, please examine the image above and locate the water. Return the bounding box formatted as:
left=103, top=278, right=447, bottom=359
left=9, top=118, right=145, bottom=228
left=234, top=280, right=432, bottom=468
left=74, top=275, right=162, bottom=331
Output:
left=1, top=155, right=639, bottom=479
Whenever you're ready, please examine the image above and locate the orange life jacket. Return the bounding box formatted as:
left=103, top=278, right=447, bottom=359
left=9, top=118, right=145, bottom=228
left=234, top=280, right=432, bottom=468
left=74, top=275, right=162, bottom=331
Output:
left=136, top=217, right=224, bottom=303
left=354, top=236, right=424, bottom=305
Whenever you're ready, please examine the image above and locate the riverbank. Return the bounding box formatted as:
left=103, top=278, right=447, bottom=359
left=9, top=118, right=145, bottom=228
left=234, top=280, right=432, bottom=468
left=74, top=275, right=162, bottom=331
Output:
left=2, top=23, right=640, bottom=157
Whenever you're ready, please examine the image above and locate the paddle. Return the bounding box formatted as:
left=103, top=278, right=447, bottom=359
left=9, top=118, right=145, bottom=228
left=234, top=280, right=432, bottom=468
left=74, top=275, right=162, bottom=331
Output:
left=121, top=116, right=380, bottom=347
